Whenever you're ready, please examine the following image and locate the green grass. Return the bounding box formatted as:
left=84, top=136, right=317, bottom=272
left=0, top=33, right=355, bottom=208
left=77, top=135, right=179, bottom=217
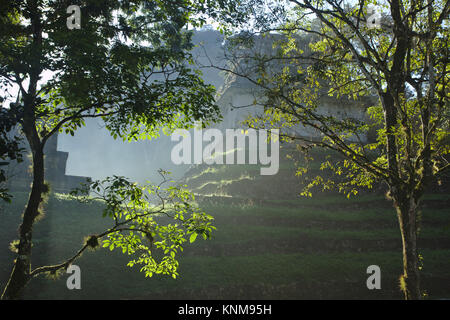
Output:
left=1, top=187, right=449, bottom=300
left=211, top=224, right=450, bottom=243
left=201, top=202, right=449, bottom=224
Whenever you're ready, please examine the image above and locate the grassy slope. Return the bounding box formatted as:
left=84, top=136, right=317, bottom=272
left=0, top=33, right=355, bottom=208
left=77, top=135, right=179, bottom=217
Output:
left=1, top=149, right=449, bottom=299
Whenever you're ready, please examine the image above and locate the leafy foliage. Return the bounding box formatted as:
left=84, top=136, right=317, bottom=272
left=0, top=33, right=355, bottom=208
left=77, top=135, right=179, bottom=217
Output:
left=219, top=0, right=449, bottom=300
left=223, top=0, right=449, bottom=200
left=0, top=0, right=237, bottom=298
left=70, top=172, right=216, bottom=280
left=0, top=106, right=23, bottom=202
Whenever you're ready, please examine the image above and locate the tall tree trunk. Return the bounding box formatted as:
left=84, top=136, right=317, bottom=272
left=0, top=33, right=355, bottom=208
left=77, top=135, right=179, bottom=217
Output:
left=1, top=112, right=44, bottom=300
left=1, top=0, right=44, bottom=299
left=395, top=195, right=421, bottom=300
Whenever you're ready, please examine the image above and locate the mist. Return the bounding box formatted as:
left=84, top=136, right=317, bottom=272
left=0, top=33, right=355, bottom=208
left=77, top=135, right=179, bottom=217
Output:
left=57, top=29, right=227, bottom=185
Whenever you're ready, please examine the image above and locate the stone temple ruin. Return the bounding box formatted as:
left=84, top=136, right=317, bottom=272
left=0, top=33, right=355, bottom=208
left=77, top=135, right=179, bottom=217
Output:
left=4, top=131, right=90, bottom=194
left=207, top=30, right=376, bottom=142
left=2, top=29, right=376, bottom=190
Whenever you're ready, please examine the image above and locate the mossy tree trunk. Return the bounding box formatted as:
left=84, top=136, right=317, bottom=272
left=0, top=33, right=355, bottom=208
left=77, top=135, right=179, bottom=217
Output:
left=1, top=94, right=46, bottom=300
left=1, top=2, right=44, bottom=298
left=393, top=191, right=421, bottom=300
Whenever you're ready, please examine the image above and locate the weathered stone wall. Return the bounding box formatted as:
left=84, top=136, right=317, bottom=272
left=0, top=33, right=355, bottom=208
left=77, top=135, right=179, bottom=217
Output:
left=211, top=31, right=376, bottom=143
left=4, top=131, right=90, bottom=193
left=5, top=29, right=375, bottom=188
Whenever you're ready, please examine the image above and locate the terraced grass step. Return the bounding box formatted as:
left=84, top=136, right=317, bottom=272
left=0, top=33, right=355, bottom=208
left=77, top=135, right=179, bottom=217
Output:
left=199, top=201, right=450, bottom=225
left=196, top=193, right=450, bottom=209
left=184, top=236, right=450, bottom=257
left=130, top=274, right=450, bottom=300
left=127, top=250, right=450, bottom=300
left=2, top=189, right=449, bottom=300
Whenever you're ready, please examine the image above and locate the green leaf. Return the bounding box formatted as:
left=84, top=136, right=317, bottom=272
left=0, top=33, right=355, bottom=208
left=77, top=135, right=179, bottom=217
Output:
left=189, top=233, right=198, bottom=243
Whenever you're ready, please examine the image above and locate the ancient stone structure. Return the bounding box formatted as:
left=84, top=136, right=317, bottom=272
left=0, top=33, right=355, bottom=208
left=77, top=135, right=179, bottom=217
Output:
left=19, top=29, right=375, bottom=186
left=4, top=131, right=90, bottom=193
left=209, top=31, right=375, bottom=142
left=215, top=73, right=374, bottom=142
